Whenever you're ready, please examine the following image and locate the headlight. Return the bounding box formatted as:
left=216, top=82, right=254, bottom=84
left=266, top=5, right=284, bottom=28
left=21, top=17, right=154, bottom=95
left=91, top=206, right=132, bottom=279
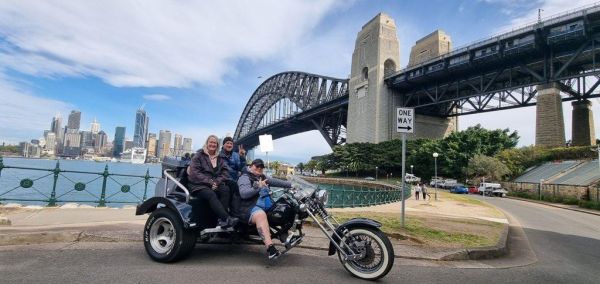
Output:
left=316, top=189, right=328, bottom=206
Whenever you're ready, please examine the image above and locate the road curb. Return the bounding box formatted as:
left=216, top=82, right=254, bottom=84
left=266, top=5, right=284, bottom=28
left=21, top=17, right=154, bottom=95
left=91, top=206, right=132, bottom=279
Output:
left=0, top=231, right=82, bottom=246
left=506, top=196, right=600, bottom=217
left=438, top=222, right=509, bottom=261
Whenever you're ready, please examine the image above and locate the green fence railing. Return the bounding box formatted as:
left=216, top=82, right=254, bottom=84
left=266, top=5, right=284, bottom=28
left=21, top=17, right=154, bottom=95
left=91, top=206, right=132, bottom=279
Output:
left=0, top=157, right=159, bottom=207
left=317, top=183, right=411, bottom=208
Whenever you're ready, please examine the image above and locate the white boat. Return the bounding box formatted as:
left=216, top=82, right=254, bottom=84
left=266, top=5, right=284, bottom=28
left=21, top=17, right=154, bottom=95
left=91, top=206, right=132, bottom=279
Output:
left=120, top=147, right=147, bottom=164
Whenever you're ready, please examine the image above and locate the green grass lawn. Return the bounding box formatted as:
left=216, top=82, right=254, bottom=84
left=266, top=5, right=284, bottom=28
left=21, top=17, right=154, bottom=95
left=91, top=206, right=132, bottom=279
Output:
left=330, top=211, right=504, bottom=248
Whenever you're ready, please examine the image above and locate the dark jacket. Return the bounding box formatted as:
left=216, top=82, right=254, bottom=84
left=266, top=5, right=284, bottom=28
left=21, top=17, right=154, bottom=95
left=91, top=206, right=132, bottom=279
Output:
left=187, top=150, right=230, bottom=190
left=219, top=150, right=246, bottom=181
left=234, top=170, right=291, bottom=219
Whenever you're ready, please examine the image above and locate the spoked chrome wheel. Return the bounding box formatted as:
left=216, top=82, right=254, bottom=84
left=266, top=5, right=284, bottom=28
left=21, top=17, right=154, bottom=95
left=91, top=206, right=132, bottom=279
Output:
left=338, top=228, right=394, bottom=280
left=149, top=217, right=176, bottom=254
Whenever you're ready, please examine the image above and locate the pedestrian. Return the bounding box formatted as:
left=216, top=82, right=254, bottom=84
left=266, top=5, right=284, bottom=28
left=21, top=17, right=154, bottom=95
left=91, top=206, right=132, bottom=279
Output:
left=421, top=183, right=428, bottom=200
left=414, top=183, right=421, bottom=200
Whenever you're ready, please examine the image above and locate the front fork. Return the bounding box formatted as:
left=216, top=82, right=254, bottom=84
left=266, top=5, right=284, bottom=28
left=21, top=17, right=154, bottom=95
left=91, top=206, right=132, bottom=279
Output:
left=305, top=208, right=362, bottom=261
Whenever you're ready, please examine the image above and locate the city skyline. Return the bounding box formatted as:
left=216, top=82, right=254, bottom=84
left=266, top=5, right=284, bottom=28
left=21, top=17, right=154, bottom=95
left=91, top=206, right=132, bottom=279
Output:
left=2, top=1, right=600, bottom=163
left=15, top=107, right=196, bottom=160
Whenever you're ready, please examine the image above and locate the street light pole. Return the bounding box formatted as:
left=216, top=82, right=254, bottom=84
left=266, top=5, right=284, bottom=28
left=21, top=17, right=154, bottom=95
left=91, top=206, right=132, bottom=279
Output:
left=433, top=152, right=439, bottom=201
left=375, top=166, right=378, bottom=180
left=411, top=165, right=413, bottom=174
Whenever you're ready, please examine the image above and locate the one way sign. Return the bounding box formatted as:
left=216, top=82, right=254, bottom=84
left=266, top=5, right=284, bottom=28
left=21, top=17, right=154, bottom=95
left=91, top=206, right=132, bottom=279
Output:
left=396, top=107, right=414, bottom=133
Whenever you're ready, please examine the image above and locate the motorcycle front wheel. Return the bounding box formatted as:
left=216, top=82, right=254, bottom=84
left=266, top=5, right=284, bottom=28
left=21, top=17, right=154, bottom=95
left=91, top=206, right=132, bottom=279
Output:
left=337, top=227, right=394, bottom=280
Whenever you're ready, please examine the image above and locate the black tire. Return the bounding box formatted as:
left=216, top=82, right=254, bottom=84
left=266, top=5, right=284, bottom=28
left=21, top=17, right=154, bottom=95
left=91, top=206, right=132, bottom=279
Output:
left=143, top=208, right=196, bottom=263
left=337, top=227, right=395, bottom=281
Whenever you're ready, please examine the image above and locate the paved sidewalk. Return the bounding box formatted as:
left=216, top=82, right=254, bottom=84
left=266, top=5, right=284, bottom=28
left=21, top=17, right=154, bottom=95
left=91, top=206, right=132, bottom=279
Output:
left=0, top=196, right=508, bottom=261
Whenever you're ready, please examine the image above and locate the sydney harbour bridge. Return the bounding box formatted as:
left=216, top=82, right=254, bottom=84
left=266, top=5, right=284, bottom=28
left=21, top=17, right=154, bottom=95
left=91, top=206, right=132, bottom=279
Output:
left=235, top=4, right=600, bottom=149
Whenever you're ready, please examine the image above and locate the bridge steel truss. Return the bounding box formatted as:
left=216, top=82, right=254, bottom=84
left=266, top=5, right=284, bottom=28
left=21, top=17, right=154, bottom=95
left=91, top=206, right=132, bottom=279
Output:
left=234, top=72, right=349, bottom=149
left=386, top=6, right=600, bottom=117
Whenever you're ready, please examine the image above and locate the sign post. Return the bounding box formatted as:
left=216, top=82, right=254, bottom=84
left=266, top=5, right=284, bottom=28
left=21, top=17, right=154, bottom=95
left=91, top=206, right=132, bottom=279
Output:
left=259, top=134, right=274, bottom=174
left=397, top=107, right=414, bottom=228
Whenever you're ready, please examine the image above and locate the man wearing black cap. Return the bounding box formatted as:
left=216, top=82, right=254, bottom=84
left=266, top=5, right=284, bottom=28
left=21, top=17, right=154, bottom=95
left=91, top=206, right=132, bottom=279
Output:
left=237, top=158, right=291, bottom=260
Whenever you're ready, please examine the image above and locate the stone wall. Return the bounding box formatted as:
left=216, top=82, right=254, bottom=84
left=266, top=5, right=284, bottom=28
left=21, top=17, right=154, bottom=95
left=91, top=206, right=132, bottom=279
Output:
left=502, top=181, right=590, bottom=200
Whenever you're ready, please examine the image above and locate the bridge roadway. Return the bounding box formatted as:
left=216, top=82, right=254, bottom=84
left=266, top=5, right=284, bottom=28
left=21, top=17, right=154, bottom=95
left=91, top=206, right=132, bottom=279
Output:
left=386, top=5, right=600, bottom=117
left=1, top=197, right=598, bottom=283
left=234, top=4, right=600, bottom=148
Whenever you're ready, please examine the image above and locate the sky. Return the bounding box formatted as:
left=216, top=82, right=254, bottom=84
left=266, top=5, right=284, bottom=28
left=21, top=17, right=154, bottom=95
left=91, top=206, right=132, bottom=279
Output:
left=0, top=0, right=598, bottom=164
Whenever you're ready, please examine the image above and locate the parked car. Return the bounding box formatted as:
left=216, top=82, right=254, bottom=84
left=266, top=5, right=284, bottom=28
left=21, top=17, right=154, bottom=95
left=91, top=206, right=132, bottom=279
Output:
left=441, top=179, right=458, bottom=189
left=405, top=173, right=421, bottom=183
left=364, top=176, right=375, bottom=181
left=468, top=186, right=479, bottom=194
left=430, top=178, right=443, bottom=187
left=450, top=184, right=468, bottom=194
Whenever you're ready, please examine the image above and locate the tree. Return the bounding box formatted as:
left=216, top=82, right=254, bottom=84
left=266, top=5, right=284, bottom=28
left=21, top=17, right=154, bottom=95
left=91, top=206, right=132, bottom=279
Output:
left=297, top=162, right=304, bottom=174
left=466, top=154, right=510, bottom=181
left=269, top=161, right=281, bottom=174
left=305, top=159, right=318, bottom=172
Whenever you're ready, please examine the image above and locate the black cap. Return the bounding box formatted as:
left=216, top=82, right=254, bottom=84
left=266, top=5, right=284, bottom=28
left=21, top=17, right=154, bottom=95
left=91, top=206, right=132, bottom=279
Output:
left=223, top=137, right=234, bottom=144
left=251, top=159, right=265, bottom=168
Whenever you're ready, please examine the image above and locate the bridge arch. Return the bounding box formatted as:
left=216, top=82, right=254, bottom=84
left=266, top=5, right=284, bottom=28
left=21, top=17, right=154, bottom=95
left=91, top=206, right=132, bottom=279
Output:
left=234, top=71, right=349, bottom=148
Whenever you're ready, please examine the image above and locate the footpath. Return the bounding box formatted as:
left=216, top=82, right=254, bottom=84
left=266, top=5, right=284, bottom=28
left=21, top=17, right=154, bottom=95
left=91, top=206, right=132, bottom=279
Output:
left=0, top=193, right=509, bottom=261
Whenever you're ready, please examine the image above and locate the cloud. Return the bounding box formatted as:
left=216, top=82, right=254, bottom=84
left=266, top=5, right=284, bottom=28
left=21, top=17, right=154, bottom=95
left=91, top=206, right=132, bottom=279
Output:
left=0, top=75, right=73, bottom=144
left=493, top=0, right=596, bottom=33
left=0, top=0, right=338, bottom=88
left=143, top=94, right=172, bottom=101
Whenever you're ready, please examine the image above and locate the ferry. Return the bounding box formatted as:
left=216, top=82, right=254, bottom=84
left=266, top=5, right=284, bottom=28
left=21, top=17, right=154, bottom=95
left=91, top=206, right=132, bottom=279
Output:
left=120, top=147, right=147, bottom=164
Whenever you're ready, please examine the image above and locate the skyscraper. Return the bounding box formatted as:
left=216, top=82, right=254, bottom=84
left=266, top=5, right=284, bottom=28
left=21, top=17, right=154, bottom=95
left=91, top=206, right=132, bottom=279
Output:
left=67, top=110, right=81, bottom=130
left=94, top=130, right=108, bottom=155
left=45, top=132, right=56, bottom=153
left=147, top=133, right=157, bottom=157
left=183, top=138, right=193, bottom=154
left=80, top=131, right=94, bottom=154
left=50, top=113, right=63, bottom=154
left=90, top=118, right=100, bottom=134
left=173, top=134, right=182, bottom=156
left=63, top=129, right=81, bottom=157
left=113, top=126, right=126, bottom=157
left=133, top=106, right=149, bottom=148
left=157, top=130, right=172, bottom=159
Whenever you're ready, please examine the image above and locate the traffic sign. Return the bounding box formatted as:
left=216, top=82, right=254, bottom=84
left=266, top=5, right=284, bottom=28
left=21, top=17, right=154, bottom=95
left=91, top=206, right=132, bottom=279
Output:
left=396, top=107, right=414, bottom=133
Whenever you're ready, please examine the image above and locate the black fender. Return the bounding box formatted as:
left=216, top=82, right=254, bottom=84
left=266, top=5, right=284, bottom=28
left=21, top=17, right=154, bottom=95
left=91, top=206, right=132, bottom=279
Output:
left=135, top=196, right=196, bottom=229
left=328, top=218, right=382, bottom=256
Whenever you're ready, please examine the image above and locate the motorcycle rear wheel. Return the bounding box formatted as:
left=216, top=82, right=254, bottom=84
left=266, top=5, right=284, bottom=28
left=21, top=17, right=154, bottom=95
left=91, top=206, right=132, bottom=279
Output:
left=143, top=208, right=196, bottom=263
left=337, top=227, right=394, bottom=280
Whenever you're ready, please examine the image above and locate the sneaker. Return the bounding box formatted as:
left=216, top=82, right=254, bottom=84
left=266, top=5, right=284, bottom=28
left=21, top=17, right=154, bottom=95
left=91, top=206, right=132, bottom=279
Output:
left=267, top=244, right=281, bottom=260
left=217, top=217, right=239, bottom=229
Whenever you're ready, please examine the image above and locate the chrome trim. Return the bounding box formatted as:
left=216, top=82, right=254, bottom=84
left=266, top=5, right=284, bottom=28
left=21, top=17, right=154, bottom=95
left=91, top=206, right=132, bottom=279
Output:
left=163, top=170, right=191, bottom=203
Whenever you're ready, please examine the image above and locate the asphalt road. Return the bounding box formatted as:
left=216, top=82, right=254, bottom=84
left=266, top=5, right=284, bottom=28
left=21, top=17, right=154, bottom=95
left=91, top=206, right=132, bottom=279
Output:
left=1, top=197, right=599, bottom=283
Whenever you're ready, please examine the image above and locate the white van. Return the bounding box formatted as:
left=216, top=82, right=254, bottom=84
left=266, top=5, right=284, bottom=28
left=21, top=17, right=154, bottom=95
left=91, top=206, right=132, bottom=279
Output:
left=478, top=182, right=507, bottom=197
left=405, top=173, right=421, bottom=183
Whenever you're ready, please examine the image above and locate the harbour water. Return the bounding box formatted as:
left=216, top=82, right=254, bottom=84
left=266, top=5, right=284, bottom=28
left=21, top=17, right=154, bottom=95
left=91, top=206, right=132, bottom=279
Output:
left=0, top=157, right=161, bottom=207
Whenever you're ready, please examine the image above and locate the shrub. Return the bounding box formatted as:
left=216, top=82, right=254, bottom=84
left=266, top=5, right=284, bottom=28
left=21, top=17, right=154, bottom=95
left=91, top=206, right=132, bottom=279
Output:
left=564, top=197, right=579, bottom=205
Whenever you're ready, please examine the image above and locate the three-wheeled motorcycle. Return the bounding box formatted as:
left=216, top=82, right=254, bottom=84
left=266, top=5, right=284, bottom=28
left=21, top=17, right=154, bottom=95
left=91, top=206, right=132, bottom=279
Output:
left=136, top=157, right=394, bottom=280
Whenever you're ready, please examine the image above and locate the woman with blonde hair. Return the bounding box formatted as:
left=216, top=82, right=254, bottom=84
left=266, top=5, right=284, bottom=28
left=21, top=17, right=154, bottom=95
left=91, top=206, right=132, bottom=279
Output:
left=187, top=135, right=238, bottom=228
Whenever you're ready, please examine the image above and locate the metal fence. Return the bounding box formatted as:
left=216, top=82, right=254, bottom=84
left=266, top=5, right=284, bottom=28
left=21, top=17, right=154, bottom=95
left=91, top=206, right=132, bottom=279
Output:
left=318, top=183, right=411, bottom=208
left=0, top=157, right=410, bottom=208
left=0, top=157, right=159, bottom=207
